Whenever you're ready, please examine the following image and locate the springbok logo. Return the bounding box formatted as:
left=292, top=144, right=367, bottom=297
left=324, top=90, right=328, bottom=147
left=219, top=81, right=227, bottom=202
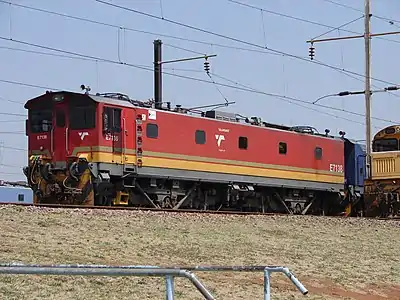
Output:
left=78, top=132, right=89, bottom=140
left=215, top=134, right=225, bottom=147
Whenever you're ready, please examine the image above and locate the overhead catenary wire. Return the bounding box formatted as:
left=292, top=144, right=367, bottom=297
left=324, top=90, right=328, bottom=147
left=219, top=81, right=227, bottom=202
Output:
left=0, top=131, right=25, bottom=134
left=92, top=0, right=399, bottom=87
left=0, top=95, right=24, bottom=104
left=0, top=77, right=58, bottom=91
left=159, top=0, right=164, bottom=19
left=320, top=0, right=363, bottom=13
left=0, top=43, right=397, bottom=126
left=0, top=35, right=397, bottom=126
left=321, top=0, right=400, bottom=28
left=206, top=73, right=229, bottom=105
left=0, top=1, right=397, bottom=177
left=2, top=0, right=398, bottom=87
left=3, top=39, right=399, bottom=102
left=0, top=3, right=398, bottom=127
left=0, top=0, right=278, bottom=57
left=0, top=171, right=24, bottom=175
left=163, top=43, right=206, bottom=56
left=0, top=119, right=26, bottom=123
left=1, top=145, right=27, bottom=151
left=0, top=43, right=203, bottom=75
left=0, top=111, right=26, bottom=117
left=210, top=73, right=387, bottom=129
left=311, top=16, right=364, bottom=42
left=4, top=0, right=399, bottom=102
left=0, top=162, right=24, bottom=168
left=4, top=35, right=376, bottom=103
left=228, top=0, right=356, bottom=29
left=373, top=15, right=400, bottom=29
left=0, top=69, right=393, bottom=128
left=227, top=0, right=400, bottom=46
left=0, top=45, right=97, bottom=61
left=225, top=1, right=400, bottom=99
left=212, top=73, right=366, bottom=127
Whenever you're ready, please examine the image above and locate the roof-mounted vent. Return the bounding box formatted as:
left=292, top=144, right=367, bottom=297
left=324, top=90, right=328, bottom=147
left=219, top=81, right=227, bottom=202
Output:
left=205, top=110, right=238, bottom=122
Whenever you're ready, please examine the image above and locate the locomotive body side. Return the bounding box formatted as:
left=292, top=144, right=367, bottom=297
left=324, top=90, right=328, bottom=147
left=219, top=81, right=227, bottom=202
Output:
left=135, top=107, right=345, bottom=188
left=87, top=100, right=345, bottom=213
left=24, top=91, right=347, bottom=214
left=134, top=107, right=345, bottom=213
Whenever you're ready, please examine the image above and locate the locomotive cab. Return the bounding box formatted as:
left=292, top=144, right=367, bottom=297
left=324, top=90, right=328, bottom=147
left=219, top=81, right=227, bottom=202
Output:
left=25, top=91, right=97, bottom=163
left=24, top=91, right=98, bottom=205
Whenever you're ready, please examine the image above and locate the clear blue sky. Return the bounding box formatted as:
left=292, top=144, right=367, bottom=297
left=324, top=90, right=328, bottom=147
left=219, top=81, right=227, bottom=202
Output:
left=0, top=0, right=399, bottom=181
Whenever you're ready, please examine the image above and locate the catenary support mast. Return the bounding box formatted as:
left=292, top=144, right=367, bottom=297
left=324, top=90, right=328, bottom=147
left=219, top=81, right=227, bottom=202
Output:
left=306, top=0, right=400, bottom=180
left=153, top=39, right=217, bottom=110
left=154, top=39, right=163, bottom=110
left=364, top=0, right=372, bottom=178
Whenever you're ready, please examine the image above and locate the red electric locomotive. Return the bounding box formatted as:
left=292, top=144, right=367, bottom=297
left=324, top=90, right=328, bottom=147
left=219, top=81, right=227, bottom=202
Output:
left=24, top=90, right=345, bottom=214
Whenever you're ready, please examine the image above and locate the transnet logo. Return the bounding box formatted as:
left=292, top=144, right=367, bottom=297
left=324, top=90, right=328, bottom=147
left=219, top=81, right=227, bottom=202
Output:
left=78, top=132, right=89, bottom=140
left=215, top=134, right=225, bottom=147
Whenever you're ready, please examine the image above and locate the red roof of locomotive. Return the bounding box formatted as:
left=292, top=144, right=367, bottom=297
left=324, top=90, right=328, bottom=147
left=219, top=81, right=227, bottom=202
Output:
left=24, top=90, right=344, bottom=143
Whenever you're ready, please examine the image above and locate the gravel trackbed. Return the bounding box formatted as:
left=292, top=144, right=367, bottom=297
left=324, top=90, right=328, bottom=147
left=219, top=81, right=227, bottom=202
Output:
left=0, top=205, right=399, bottom=299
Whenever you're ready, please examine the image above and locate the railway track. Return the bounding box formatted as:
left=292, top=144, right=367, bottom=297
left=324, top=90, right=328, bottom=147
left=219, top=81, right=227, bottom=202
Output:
left=1, top=202, right=399, bottom=220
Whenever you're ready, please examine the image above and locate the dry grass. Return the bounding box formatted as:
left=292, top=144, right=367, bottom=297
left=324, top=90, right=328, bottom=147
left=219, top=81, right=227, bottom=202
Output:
left=0, top=205, right=399, bottom=300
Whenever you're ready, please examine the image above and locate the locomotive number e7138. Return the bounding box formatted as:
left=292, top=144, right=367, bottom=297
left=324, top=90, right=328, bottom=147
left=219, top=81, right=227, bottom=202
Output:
left=329, top=163, right=344, bottom=173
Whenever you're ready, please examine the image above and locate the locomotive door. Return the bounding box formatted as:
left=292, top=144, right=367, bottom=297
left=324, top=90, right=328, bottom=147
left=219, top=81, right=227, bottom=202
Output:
left=103, top=106, right=123, bottom=164
left=52, top=101, right=68, bottom=163
left=112, top=108, right=123, bottom=164
left=356, top=154, right=367, bottom=184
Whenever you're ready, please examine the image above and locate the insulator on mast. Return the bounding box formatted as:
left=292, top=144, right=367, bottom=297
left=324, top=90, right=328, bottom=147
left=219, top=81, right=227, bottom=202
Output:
left=309, top=43, right=315, bottom=60
left=204, top=58, right=210, bottom=75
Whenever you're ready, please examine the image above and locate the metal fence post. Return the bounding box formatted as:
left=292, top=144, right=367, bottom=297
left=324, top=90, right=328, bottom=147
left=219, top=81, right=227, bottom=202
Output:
left=263, top=268, right=271, bottom=300
left=165, top=275, right=174, bottom=300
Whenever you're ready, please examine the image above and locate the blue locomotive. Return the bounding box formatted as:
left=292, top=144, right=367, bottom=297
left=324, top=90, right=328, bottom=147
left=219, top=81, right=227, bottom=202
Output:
left=341, top=138, right=367, bottom=216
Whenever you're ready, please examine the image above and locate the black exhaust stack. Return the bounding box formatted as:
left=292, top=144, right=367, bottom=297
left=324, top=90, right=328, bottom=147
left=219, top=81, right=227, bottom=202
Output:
left=154, top=39, right=162, bottom=110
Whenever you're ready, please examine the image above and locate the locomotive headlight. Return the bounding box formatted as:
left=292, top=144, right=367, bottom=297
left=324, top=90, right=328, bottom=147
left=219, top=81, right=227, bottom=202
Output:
left=40, top=146, right=44, bottom=151
left=52, top=94, right=64, bottom=102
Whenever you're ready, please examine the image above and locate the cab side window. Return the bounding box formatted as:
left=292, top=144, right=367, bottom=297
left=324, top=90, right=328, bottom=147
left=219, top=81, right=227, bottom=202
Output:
left=315, top=147, right=323, bottom=160
left=195, top=130, right=206, bottom=144
left=29, top=110, right=52, bottom=133
left=103, top=106, right=121, bottom=133
left=69, top=105, right=96, bottom=130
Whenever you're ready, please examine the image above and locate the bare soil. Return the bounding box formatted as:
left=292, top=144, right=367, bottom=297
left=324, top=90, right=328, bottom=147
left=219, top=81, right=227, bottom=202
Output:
left=0, top=205, right=399, bottom=299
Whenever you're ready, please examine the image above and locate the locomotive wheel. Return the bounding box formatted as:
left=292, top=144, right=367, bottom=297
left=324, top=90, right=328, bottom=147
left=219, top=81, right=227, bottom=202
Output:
left=161, top=196, right=173, bottom=208
left=294, top=203, right=302, bottom=214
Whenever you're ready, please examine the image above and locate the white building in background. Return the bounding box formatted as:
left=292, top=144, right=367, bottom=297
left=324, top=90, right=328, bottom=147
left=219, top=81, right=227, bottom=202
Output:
left=0, top=180, right=33, bottom=204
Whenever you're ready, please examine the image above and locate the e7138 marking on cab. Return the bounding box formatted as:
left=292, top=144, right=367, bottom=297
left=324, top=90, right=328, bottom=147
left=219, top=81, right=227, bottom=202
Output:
left=329, top=164, right=344, bottom=173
